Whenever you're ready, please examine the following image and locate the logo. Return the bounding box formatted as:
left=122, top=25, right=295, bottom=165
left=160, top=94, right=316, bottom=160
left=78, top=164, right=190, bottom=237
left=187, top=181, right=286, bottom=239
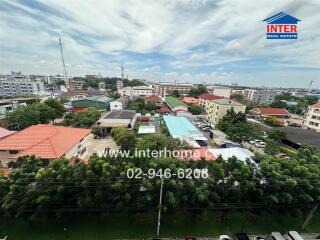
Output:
left=263, top=12, right=300, bottom=39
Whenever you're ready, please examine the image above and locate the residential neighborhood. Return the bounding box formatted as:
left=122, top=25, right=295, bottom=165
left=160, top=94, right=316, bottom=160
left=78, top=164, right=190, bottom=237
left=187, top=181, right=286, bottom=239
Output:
left=0, top=0, right=319, bottom=239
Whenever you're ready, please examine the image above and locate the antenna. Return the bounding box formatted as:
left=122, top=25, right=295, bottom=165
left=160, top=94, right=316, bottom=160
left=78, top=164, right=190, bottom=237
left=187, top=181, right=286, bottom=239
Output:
left=121, top=64, right=125, bottom=79
left=59, top=36, right=68, bottom=89
left=308, top=80, right=313, bottom=90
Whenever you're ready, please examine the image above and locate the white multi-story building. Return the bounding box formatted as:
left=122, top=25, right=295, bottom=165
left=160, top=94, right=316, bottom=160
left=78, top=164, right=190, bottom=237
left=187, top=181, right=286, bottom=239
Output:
left=208, top=86, right=231, bottom=98
left=118, top=86, right=154, bottom=98
left=242, top=89, right=276, bottom=105
left=0, top=79, right=45, bottom=96
left=154, top=82, right=193, bottom=96
left=303, top=103, right=320, bottom=133
left=116, top=80, right=124, bottom=90
left=110, top=96, right=129, bottom=110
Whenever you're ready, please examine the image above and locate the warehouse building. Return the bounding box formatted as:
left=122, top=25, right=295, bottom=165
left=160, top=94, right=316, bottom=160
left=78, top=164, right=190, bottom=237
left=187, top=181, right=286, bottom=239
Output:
left=71, top=96, right=113, bottom=111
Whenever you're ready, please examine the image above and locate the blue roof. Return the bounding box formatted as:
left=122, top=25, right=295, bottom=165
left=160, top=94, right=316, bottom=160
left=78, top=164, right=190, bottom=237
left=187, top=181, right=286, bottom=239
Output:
left=163, top=115, right=200, bottom=137
left=263, top=12, right=300, bottom=24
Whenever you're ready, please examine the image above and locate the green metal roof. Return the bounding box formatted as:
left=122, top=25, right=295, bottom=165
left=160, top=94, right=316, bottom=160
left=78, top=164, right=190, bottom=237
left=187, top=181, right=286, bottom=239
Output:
left=165, top=96, right=187, bottom=108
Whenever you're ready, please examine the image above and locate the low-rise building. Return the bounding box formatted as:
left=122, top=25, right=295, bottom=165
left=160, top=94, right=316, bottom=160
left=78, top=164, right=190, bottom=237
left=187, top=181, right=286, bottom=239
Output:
left=250, top=108, right=290, bottom=119
left=165, top=96, right=188, bottom=112
left=198, top=93, right=224, bottom=108
left=71, top=96, right=113, bottom=111
left=118, top=86, right=154, bottom=98
left=96, top=110, right=137, bottom=136
left=208, top=86, right=231, bottom=98
left=0, top=97, right=39, bottom=115
left=303, top=103, right=320, bottom=133
left=206, top=99, right=246, bottom=125
left=145, top=95, right=163, bottom=107
left=110, top=96, right=129, bottom=110
left=182, top=97, right=198, bottom=104
left=154, top=82, right=193, bottom=96
left=0, top=124, right=91, bottom=167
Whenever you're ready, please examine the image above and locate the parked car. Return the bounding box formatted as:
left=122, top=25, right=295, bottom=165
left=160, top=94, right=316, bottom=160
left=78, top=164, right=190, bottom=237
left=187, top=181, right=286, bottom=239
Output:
left=255, top=142, right=266, bottom=148
left=253, top=237, right=264, bottom=240
left=219, top=235, right=231, bottom=240
left=234, top=233, right=250, bottom=240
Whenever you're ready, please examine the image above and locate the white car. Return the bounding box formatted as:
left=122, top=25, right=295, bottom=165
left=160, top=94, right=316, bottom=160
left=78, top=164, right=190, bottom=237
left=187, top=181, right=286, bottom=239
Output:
left=255, top=142, right=266, bottom=148
left=219, top=235, right=231, bottom=240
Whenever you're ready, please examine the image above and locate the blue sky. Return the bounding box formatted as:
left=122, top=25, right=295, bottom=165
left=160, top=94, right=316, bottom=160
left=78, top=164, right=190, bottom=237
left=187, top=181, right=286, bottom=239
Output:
left=0, top=0, right=319, bottom=88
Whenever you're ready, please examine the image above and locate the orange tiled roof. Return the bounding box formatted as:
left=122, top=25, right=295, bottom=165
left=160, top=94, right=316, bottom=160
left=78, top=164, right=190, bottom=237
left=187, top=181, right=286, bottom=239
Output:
left=182, top=97, right=198, bottom=104
left=257, top=108, right=289, bottom=116
left=198, top=93, right=225, bottom=100
left=0, top=124, right=91, bottom=159
left=310, top=103, right=320, bottom=108
left=146, top=95, right=162, bottom=102
left=0, top=127, right=16, bottom=139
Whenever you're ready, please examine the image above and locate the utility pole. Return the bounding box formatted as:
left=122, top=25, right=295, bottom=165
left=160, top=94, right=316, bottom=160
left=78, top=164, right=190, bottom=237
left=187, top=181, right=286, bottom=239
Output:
left=59, top=36, right=68, bottom=89
left=156, top=177, right=164, bottom=236
left=302, top=204, right=318, bottom=230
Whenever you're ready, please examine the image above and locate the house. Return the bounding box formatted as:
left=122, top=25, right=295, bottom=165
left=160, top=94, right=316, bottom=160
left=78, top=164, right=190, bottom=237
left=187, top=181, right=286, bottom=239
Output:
left=0, top=124, right=91, bottom=167
left=250, top=108, right=289, bottom=119
left=96, top=110, right=137, bottom=136
left=71, top=95, right=113, bottom=111
left=0, top=127, right=15, bottom=139
left=110, top=96, right=129, bottom=110
left=302, top=103, right=320, bottom=133
left=165, top=96, right=188, bottom=112
left=206, top=99, right=246, bottom=126
left=198, top=93, right=224, bottom=107
left=182, top=97, right=198, bottom=104
left=145, top=95, right=163, bottom=107
left=160, top=106, right=170, bottom=115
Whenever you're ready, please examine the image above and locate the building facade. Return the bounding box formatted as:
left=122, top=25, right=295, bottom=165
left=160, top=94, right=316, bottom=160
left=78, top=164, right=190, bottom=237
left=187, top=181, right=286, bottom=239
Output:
left=208, top=86, right=231, bottom=98
left=243, top=89, right=276, bottom=104
left=154, top=82, right=193, bottom=96
left=118, top=86, right=154, bottom=97
left=303, top=103, right=320, bottom=133
left=0, top=79, right=45, bottom=96
left=110, top=96, right=129, bottom=110
left=206, top=99, right=246, bottom=126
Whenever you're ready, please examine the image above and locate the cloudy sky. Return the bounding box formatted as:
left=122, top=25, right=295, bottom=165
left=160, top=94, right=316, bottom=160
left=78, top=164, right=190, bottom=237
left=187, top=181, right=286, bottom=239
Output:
left=0, top=0, right=319, bottom=88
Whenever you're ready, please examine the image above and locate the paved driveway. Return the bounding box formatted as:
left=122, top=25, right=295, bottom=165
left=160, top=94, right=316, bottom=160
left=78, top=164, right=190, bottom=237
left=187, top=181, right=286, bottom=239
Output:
left=83, top=134, right=119, bottom=159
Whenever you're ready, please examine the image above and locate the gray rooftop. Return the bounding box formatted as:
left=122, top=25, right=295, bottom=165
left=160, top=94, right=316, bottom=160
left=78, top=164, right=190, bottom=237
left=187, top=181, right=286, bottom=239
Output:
left=279, top=126, right=320, bottom=151
left=104, top=110, right=136, bottom=120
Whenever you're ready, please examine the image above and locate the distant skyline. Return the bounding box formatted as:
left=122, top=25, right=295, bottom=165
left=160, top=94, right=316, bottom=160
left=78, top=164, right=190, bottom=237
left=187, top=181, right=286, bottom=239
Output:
left=0, top=0, right=319, bottom=88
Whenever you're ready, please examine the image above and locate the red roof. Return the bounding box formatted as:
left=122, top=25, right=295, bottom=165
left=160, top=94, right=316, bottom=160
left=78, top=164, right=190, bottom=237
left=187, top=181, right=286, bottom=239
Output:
left=310, top=103, right=320, bottom=108
left=0, top=127, right=16, bottom=139
left=160, top=106, right=170, bottom=113
left=257, top=108, right=289, bottom=116
left=146, top=95, right=162, bottom=102
left=182, top=97, right=198, bottom=104
left=0, top=124, right=91, bottom=159
left=178, top=148, right=217, bottom=161
left=0, top=167, right=9, bottom=177
left=198, top=93, right=225, bottom=100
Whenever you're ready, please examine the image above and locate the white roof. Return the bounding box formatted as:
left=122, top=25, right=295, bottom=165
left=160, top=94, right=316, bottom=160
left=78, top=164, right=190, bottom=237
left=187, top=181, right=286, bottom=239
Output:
left=208, top=147, right=254, bottom=162
left=138, top=125, right=156, bottom=134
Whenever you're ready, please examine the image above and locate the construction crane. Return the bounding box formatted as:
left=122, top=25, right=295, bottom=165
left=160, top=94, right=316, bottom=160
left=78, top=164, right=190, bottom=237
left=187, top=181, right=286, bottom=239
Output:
left=59, top=36, right=68, bottom=89
left=121, top=64, right=125, bottom=79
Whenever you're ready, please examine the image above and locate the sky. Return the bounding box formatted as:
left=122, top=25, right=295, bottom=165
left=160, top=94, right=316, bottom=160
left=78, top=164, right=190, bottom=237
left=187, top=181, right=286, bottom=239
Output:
left=0, top=0, right=319, bottom=88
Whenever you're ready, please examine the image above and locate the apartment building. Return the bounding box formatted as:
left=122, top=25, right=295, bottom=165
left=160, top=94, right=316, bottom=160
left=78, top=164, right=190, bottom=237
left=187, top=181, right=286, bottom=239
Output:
left=208, top=86, right=231, bottom=98
left=0, top=79, right=45, bottom=96
left=154, top=82, right=193, bottom=96
left=243, top=89, right=276, bottom=104
left=206, top=99, right=246, bottom=126
left=303, top=103, right=320, bottom=133
left=116, top=80, right=124, bottom=90
left=69, top=79, right=85, bottom=91
left=118, top=86, right=154, bottom=97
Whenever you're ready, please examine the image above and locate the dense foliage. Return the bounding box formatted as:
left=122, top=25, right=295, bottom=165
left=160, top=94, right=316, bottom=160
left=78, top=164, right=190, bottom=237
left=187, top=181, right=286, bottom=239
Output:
left=60, top=108, right=101, bottom=128
left=127, top=98, right=157, bottom=114
left=1, top=145, right=319, bottom=218
left=188, top=85, right=207, bottom=97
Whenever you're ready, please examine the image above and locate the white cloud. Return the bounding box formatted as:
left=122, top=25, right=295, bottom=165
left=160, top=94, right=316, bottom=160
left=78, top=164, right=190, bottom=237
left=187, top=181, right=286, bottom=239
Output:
left=0, top=0, right=319, bottom=88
